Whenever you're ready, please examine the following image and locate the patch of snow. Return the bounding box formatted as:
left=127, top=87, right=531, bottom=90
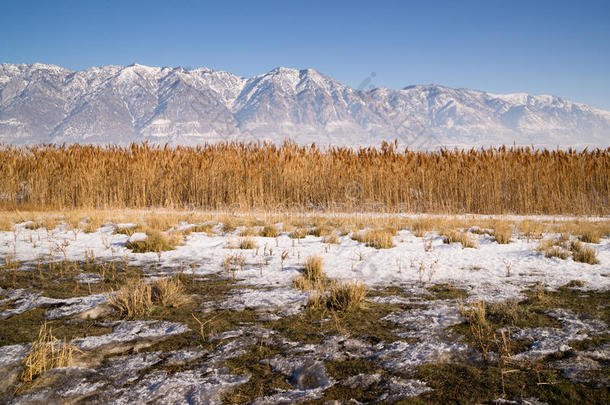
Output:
left=72, top=320, right=190, bottom=352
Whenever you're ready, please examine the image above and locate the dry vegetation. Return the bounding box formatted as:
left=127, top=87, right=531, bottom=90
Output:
left=538, top=236, right=599, bottom=264
left=0, top=143, right=607, bottom=214
left=108, top=277, right=190, bottom=318
left=352, top=228, right=395, bottom=249
left=440, top=229, right=477, bottom=248
left=124, top=229, right=177, bottom=253
left=19, top=322, right=76, bottom=383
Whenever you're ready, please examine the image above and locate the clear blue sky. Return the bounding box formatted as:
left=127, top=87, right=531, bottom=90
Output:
left=2, top=0, right=609, bottom=109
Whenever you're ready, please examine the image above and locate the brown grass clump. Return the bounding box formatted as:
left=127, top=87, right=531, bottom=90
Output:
left=441, top=229, right=477, bottom=248
left=518, top=220, right=545, bottom=240
left=125, top=230, right=176, bottom=253
left=303, top=255, right=324, bottom=281
left=19, top=322, right=75, bottom=383
left=411, top=219, right=433, bottom=237
left=459, top=300, right=494, bottom=362
left=352, top=229, right=395, bottom=249
left=260, top=224, right=279, bottom=237
left=115, top=224, right=142, bottom=236
left=239, top=237, right=258, bottom=249
left=323, top=231, right=340, bottom=244
left=108, top=278, right=153, bottom=318
left=109, top=277, right=190, bottom=317
left=538, top=236, right=569, bottom=259
left=222, top=221, right=236, bottom=234
left=327, top=280, right=367, bottom=312
left=578, top=228, right=601, bottom=244
left=309, top=225, right=332, bottom=237
left=544, top=246, right=570, bottom=260
left=151, top=277, right=190, bottom=307
left=492, top=222, right=513, bottom=244
left=239, top=227, right=258, bottom=237
left=294, top=255, right=326, bottom=291
left=570, top=240, right=599, bottom=264
left=289, top=228, right=307, bottom=239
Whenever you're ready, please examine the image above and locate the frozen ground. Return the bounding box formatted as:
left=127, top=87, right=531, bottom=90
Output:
left=0, top=216, right=608, bottom=403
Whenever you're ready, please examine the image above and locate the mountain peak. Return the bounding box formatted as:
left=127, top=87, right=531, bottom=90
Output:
left=0, top=62, right=608, bottom=149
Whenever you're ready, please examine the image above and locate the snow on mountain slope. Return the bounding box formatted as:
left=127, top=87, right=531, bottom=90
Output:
left=0, top=63, right=609, bottom=149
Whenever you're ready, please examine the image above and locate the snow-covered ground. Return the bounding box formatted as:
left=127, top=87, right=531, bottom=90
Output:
left=0, top=215, right=608, bottom=403
left=1, top=219, right=608, bottom=301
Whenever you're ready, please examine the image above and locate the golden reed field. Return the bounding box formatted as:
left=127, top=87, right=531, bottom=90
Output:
left=0, top=142, right=608, bottom=215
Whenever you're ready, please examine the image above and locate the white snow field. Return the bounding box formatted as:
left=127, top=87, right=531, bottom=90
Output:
left=0, top=213, right=608, bottom=403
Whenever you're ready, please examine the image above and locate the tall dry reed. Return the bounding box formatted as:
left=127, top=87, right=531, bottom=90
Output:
left=0, top=142, right=607, bottom=215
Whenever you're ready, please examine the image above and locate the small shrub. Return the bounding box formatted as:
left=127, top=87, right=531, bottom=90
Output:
left=327, top=280, right=367, bottom=312
left=19, top=322, right=75, bottom=382
left=260, top=224, right=279, bottom=237
left=441, top=229, right=476, bottom=248
left=125, top=230, right=176, bottom=253
left=239, top=237, right=258, bottom=249
left=353, top=229, right=394, bottom=249
left=570, top=240, right=599, bottom=264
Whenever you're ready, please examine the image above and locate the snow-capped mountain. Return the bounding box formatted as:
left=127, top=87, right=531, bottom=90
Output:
left=1, top=63, right=609, bottom=149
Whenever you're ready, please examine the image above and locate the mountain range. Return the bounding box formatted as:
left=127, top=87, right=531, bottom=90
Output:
left=1, top=62, right=609, bottom=149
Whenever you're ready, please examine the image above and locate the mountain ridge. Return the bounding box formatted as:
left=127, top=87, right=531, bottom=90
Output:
left=1, top=62, right=609, bottom=149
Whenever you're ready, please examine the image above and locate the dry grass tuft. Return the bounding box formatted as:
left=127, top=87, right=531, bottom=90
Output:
left=570, top=240, right=599, bottom=264
left=327, top=280, right=367, bottom=312
left=578, top=229, right=601, bottom=244
left=151, top=277, right=190, bottom=307
left=260, top=224, right=279, bottom=237
left=222, top=221, right=236, bottom=234
left=518, top=220, right=545, bottom=240
left=544, top=246, right=570, bottom=260
left=492, top=222, right=513, bottom=244
left=239, top=227, right=258, bottom=237
left=309, top=225, right=332, bottom=237
left=125, top=230, right=176, bottom=253
left=459, top=299, right=494, bottom=362
left=109, top=277, right=190, bottom=317
left=323, top=231, right=340, bottom=244
left=411, top=219, right=433, bottom=237
left=352, top=229, right=395, bottom=249
left=239, top=237, right=258, bottom=249
left=108, top=278, right=153, bottom=318
left=303, top=255, right=324, bottom=281
left=289, top=228, right=307, bottom=239
left=115, top=224, right=142, bottom=236
left=441, top=229, right=477, bottom=248
left=19, top=322, right=75, bottom=383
